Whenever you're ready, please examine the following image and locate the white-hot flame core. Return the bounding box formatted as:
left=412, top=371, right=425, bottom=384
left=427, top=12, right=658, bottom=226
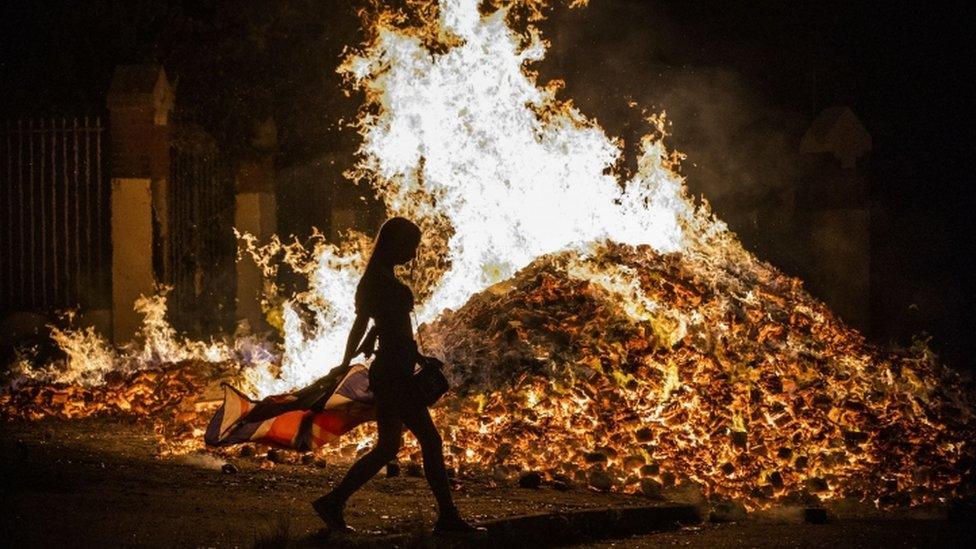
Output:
left=270, top=246, right=365, bottom=394
left=255, top=0, right=707, bottom=394
left=45, top=325, right=118, bottom=386
left=346, top=1, right=694, bottom=323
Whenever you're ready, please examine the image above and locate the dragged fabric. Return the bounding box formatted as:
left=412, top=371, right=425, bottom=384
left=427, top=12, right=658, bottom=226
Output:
left=204, top=364, right=375, bottom=451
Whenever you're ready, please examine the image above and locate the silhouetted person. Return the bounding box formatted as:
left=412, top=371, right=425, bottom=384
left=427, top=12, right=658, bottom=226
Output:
left=312, top=217, right=480, bottom=535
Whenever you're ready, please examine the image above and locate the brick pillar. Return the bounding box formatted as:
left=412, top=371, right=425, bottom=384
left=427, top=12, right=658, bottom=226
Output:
left=807, top=207, right=871, bottom=329
left=106, top=66, right=174, bottom=343
left=235, top=154, right=277, bottom=332
left=798, top=107, right=873, bottom=331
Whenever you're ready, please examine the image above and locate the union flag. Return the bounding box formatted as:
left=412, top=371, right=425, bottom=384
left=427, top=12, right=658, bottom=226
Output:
left=204, top=364, right=375, bottom=451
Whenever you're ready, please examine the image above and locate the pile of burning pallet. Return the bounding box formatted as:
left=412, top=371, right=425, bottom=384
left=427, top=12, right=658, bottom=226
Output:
left=422, top=240, right=975, bottom=507
left=2, top=238, right=973, bottom=508
left=5, top=363, right=202, bottom=420
left=0, top=360, right=240, bottom=455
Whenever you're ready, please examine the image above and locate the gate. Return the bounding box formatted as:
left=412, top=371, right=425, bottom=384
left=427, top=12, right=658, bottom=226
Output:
left=167, top=122, right=236, bottom=336
left=0, top=117, right=111, bottom=312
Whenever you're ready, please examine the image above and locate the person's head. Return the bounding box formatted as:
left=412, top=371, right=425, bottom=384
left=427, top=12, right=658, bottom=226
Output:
left=367, top=217, right=422, bottom=270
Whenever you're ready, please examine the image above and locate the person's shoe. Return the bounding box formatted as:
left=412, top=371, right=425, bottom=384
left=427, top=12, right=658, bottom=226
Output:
left=312, top=495, right=354, bottom=533
left=433, top=512, right=486, bottom=537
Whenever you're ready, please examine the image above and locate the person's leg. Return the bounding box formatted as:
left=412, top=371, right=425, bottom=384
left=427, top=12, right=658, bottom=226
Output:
left=399, top=394, right=456, bottom=515
left=326, top=396, right=403, bottom=504
left=329, top=410, right=403, bottom=503
left=400, top=395, right=481, bottom=534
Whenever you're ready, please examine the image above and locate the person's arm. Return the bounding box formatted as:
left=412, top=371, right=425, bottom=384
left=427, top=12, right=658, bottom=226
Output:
left=340, top=314, right=369, bottom=367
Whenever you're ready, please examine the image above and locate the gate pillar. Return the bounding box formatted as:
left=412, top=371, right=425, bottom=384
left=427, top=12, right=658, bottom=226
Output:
left=106, top=66, right=174, bottom=343
left=235, top=132, right=277, bottom=332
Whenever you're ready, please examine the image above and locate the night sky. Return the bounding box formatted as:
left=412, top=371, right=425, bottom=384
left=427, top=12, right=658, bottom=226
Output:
left=1, top=1, right=973, bottom=369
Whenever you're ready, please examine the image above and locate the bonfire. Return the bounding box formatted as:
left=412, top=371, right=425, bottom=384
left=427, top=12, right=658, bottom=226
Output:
left=3, top=0, right=973, bottom=510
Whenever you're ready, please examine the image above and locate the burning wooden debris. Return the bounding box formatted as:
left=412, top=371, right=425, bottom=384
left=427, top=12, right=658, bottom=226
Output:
left=1, top=360, right=241, bottom=456
left=420, top=240, right=975, bottom=508
left=2, top=240, right=973, bottom=509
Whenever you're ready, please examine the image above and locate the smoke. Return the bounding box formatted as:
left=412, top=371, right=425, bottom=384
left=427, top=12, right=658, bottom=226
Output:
left=537, top=3, right=808, bottom=264
left=653, top=69, right=803, bottom=226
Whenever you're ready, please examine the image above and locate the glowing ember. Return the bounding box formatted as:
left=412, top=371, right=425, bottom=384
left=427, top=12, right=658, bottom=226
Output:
left=2, top=0, right=973, bottom=510
left=421, top=242, right=976, bottom=507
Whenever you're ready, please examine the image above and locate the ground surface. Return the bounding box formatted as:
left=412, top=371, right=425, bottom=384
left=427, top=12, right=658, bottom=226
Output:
left=3, top=417, right=974, bottom=548
left=0, top=417, right=667, bottom=547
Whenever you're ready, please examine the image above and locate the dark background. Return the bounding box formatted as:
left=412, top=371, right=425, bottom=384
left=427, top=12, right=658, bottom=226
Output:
left=1, top=0, right=973, bottom=369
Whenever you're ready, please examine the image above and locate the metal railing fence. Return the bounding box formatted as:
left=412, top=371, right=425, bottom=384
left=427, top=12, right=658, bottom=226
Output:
left=0, top=117, right=111, bottom=312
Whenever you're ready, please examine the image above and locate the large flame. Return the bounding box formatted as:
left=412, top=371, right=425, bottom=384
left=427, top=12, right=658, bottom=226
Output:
left=259, top=0, right=715, bottom=393
left=345, top=0, right=700, bottom=316
left=13, top=0, right=711, bottom=395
